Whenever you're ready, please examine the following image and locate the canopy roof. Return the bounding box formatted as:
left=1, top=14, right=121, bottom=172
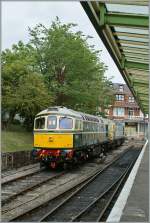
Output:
left=81, top=1, right=149, bottom=115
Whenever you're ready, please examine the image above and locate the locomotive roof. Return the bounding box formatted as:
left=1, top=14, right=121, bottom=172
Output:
left=36, top=106, right=104, bottom=123
left=36, top=106, right=82, bottom=118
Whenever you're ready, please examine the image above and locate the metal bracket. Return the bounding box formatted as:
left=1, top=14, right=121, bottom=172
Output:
left=99, top=3, right=107, bottom=26
left=120, top=56, right=126, bottom=70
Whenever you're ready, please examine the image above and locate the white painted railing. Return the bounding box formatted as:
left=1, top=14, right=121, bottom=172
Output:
left=124, top=116, right=144, bottom=120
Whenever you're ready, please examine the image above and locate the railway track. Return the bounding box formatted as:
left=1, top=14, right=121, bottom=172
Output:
left=2, top=162, right=103, bottom=222
left=1, top=169, right=65, bottom=205
left=38, top=148, right=140, bottom=222
left=1, top=163, right=39, bottom=178
left=2, top=163, right=42, bottom=184
left=12, top=177, right=91, bottom=222
left=4, top=146, right=141, bottom=222
left=71, top=160, right=135, bottom=222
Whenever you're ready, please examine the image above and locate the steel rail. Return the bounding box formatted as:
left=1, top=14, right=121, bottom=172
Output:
left=96, top=162, right=134, bottom=222
left=3, top=144, right=143, bottom=222
left=2, top=171, right=65, bottom=206
left=39, top=148, right=139, bottom=222
left=10, top=176, right=93, bottom=222
left=1, top=163, right=39, bottom=178
left=1, top=165, right=44, bottom=185
left=8, top=147, right=133, bottom=222
left=71, top=157, right=137, bottom=222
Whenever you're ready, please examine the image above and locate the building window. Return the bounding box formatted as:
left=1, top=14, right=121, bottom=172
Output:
left=113, top=107, right=125, bottom=116
left=119, top=85, right=124, bottom=92
left=116, top=94, right=124, bottom=101
left=129, top=96, right=134, bottom=103
left=128, top=109, right=134, bottom=117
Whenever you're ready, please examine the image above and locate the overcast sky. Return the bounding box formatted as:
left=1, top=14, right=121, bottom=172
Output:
left=2, top=1, right=125, bottom=83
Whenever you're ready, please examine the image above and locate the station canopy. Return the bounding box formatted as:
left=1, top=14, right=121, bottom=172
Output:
left=81, top=1, right=149, bottom=115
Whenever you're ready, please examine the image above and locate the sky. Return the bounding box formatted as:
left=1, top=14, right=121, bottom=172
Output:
left=2, top=1, right=125, bottom=83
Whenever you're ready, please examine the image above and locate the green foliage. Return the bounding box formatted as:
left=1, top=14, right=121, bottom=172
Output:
left=2, top=42, right=53, bottom=129
left=2, top=42, right=36, bottom=111
left=28, top=17, right=113, bottom=114
left=16, top=73, right=52, bottom=129
left=2, top=17, right=114, bottom=131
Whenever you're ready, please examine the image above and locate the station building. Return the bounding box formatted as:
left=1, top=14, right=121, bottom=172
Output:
left=106, top=83, right=148, bottom=139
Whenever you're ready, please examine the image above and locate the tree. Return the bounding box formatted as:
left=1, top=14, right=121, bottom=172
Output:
left=1, top=42, right=32, bottom=124
left=28, top=17, right=114, bottom=114
left=16, top=73, right=53, bottom=130
left=1, top=41, right=53, bottom=129
left=2, top=17, right=114, bottom=130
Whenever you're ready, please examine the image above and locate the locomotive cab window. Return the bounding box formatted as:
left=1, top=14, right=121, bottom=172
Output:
left=35, top=117, right=45, bottom=129
left=47, top=116, right=57, bottom=129
left=59, top=117, right=73, bottom=129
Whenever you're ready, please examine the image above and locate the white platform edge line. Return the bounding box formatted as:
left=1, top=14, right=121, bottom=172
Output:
left=106, top=140, right=148, bottom=223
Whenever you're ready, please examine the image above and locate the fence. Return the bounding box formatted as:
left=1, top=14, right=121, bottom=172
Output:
left=1, top=151, right=37, bottom=171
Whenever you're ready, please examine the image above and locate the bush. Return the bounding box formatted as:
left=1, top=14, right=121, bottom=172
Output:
left=12, top=119, right=21, bottom=125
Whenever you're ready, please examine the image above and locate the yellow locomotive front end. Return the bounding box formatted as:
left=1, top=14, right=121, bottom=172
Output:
left=34, top=115, right=74, bottom=149
left=33, top=113, right=75, bottom=169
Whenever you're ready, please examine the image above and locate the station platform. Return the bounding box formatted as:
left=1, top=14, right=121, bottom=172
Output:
left=107, top=140, right=149, bottom=222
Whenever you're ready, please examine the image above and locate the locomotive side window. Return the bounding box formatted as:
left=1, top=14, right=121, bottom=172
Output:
left=47, top=116, right=57, bottom=129
left=99, top=123, right=103, bottom=132
left=35, top=117, right=45, bottom=129
left=106, top=124, right=108, bottom=137
left=101, top=124, right=104, bottom=132
left=94, top=123, right=98, bottom=131
left=97, top=124, right=100, bottom=132
left=75, top=120, right=80, bottom=130
left=80, top=121, right=83, bottom=130
left=83, top=122, right=88, bottom=131
left=59, top=117, right=73, bottom=129
left=91, top=123, right=94, bottom=131
left=75, top=120, right=82, bottom=130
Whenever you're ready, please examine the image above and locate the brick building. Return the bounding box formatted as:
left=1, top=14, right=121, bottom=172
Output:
left=106, top=83, right=148, bottom=138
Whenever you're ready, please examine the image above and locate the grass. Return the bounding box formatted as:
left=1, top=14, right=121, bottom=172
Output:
left=1, top=124, right=33, bottom=152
